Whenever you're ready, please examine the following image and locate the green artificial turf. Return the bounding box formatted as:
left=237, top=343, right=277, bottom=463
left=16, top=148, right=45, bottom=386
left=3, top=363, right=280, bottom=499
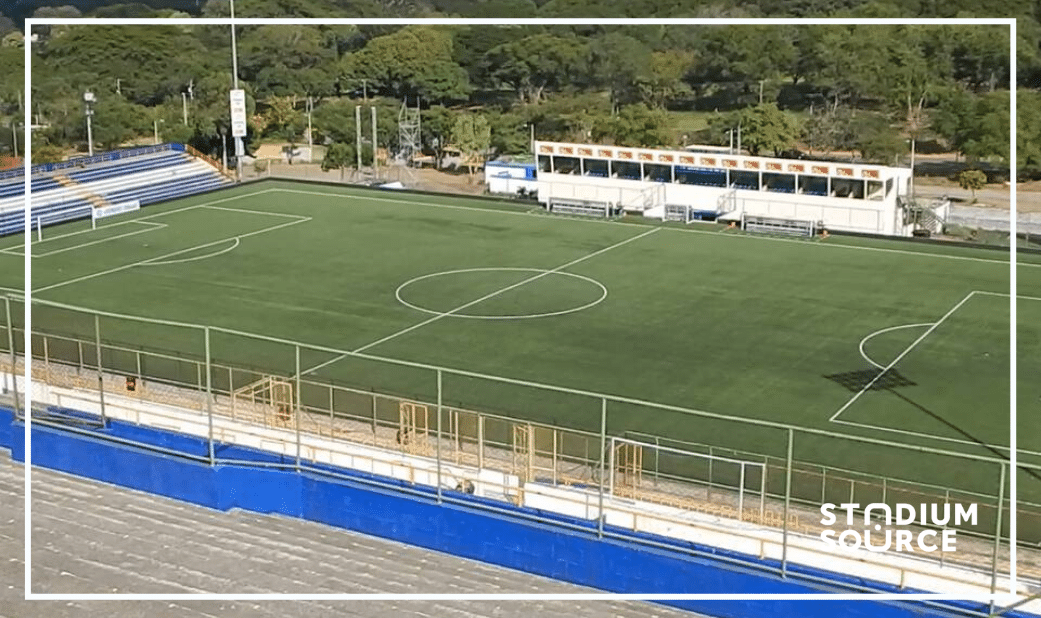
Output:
left=4, top=178, right=1038, bottom=541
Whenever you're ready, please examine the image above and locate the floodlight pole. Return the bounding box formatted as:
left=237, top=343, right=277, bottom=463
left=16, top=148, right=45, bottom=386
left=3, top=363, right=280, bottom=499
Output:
left=229, top=0, right=243, bottom=182
left=83, top=90, right=95, bottom=157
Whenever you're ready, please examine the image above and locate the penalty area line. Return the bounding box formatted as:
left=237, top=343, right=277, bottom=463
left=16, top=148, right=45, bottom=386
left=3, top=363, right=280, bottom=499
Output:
left=33, top=216, right=311, bottom=294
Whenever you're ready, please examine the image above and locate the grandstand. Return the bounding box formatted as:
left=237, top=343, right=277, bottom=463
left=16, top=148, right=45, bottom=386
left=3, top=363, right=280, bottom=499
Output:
left=534, top=141, right=951, bottom=237
left=0, top=144, right=234, bottom=236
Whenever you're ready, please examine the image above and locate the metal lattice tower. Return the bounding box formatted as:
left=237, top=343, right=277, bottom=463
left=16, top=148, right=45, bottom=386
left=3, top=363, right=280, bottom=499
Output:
left=398, top=98, right=421, bottom=167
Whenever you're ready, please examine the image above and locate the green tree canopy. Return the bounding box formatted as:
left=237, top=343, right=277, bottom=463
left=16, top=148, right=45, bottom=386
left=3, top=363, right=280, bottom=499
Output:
left=451, top=111, right=490, bottom=179
left=342, top=26, right=471, bottom=104
left=42, top=25, right=212, bottom=106
left=736, top=102, right=803, bottom=156
left=482, top=34, right=586, bottom=104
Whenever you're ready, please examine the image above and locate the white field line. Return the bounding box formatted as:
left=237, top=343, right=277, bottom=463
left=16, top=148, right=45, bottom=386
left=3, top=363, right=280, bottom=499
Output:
left=973, top=290, right=1041, bottom=302
left=271, top=187, right=1040, bottom=269
left=831, top=418, right=1041, bottom=458
left=297, top=226, right=662, bottom=378
left=828, top=290, right=978, bottom=423
left=140, top=237, right=240, bottom=266
left=33, top=216, right=311, bottom=294
left=28, top=188, right=287, bottom=293
left=32, top=216, right=155, bottom=245
left=203, top=204, right=309, bottom=219
left=858, top=323, right=933, bottom=370
left=32, top=222, right=167, bottom=258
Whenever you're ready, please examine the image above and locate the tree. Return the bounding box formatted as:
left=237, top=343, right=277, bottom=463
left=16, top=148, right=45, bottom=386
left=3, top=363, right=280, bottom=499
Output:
left=606, top=104, right=671, bottom=148
left=259, top=95, right=306, bottom=141
left=1018, top=90, right=1041, bottom=174
left=238, top=25, right=337, bottom=97
left=957, top=168, right=987, bottom=201
left=341, top=26, right=471, bottom=104
left=737, top=103, right=802, bottom=156
left=586, top=33, right=652, bottom=112
left=42, top=25, right=213, bottom=106
left=933, top=88, right=1009, bottom=164
left=322, top=141, right=354, bottom=180
left=487, top=110, right=529, bottom=156
left=636, top=50, right=693, bottom=109
left=421, top=105, right=456, bottom=167
left=698, top=26, right=796, bottom=98
left=849, top=113, right=903, bottom=164
left=31, top=142, right=65, bottom=164
left=482, top=34, right=585, bottom=104
left=311, top=97, right=360, bottom=144
left=451, top=112, right=490, bottom=182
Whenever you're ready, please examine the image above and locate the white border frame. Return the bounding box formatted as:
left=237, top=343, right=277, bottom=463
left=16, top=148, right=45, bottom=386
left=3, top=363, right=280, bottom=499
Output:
left=21, top=16, right=1018, bottom=604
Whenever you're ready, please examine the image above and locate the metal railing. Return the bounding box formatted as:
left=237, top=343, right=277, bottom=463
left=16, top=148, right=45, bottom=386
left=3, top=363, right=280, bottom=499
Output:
left=7, top=293, right=1039, bottom=597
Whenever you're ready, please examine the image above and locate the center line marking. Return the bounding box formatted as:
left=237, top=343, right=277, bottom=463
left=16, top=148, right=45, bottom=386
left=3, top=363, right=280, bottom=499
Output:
left=297, top=226, right=661, bottom=378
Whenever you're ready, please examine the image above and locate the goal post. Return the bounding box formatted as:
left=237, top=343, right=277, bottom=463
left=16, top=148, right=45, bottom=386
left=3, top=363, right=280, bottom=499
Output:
left=35, top=205, right=95, bottom=242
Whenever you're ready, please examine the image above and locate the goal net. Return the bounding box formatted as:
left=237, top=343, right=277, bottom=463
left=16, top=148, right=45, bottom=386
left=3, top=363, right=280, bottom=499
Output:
left=34, top=205, right=95, bottom=241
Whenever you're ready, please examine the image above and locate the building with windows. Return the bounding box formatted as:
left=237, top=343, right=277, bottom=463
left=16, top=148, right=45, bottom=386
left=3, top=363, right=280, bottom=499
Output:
left=534, top=141, right=943, bottom=237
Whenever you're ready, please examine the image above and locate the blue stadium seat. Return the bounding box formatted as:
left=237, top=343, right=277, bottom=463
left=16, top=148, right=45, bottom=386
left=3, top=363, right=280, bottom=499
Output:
left=0, top=148, right=233, bottom=236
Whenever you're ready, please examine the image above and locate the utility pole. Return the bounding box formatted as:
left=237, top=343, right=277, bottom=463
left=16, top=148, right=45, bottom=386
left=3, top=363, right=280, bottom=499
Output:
left=306, top=96, right=313, bottom=150
left=371, top=106, right=377, bottom=180
left=182, top=92, right=188, bottom=126
left=355, top=105, right=362, bottom=176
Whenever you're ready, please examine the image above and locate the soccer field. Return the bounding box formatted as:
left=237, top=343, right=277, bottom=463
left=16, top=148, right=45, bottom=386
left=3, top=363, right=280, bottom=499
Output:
left=5, top=179, right=1041, bottom=542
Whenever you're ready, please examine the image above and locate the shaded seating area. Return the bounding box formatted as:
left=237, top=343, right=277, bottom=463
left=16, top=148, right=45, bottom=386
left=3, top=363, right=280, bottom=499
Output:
left=0, top=144, right=233, bottom=236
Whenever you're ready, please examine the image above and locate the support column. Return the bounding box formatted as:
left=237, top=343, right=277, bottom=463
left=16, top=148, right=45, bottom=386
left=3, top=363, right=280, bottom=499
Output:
left=94, top=314, right=106, bottom=425
left=205, top=327, right=214, bottom=465
left=782, top=428, right=794, bottom=577
left=597, top=398, right=607, bottom=538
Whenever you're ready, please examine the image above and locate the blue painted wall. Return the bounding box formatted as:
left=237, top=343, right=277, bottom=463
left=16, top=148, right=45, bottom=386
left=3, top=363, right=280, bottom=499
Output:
left=3, top=410, right=1027, bottom=618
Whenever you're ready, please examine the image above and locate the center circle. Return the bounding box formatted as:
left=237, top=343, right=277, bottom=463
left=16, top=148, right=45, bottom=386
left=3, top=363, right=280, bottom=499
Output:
left=395, top=267, right=608, bottom=320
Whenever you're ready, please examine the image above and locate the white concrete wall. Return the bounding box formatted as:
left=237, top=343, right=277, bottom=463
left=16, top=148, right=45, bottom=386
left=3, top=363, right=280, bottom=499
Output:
left=14, top=376, right=1037, bottom=609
